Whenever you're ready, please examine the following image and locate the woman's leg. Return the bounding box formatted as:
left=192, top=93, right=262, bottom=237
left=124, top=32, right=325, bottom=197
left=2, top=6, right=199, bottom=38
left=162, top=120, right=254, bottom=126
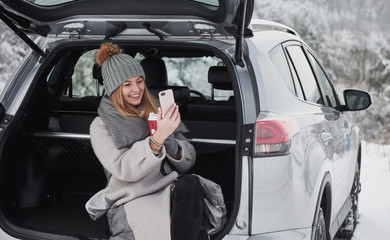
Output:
left=170, top=174, right=208, bottom=240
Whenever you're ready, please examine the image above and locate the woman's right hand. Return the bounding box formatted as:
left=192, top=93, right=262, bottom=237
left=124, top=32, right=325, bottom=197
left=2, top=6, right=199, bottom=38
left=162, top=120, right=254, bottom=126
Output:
left=152, top=104, right=181, bottom=145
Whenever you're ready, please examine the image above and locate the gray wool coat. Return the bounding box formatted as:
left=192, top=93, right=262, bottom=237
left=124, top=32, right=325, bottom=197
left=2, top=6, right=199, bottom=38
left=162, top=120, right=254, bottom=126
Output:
left=89, top=115, right=196, bottom=240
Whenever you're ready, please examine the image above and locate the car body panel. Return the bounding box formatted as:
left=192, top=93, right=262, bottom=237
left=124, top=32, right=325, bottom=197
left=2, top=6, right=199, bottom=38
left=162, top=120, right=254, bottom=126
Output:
left=246, top=29, right=364, bottom=237
left=0, top=2, right=369, bottom=239
left=247, top=31, right=327, bottom=234
left=251, top=114, right=330, bottom=233
left=1, top=0, right=233, bottom=24
left=228, top=156, right=250, bottom=235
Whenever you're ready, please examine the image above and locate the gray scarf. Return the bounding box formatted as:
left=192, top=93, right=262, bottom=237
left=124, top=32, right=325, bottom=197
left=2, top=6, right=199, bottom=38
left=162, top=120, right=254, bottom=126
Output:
left=97, top=96, right=187, bottom=150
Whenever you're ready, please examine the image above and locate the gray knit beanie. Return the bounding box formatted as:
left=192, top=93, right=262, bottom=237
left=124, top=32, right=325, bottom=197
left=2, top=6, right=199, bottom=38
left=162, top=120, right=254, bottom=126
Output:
left=97, top=43, right=145, bottom=96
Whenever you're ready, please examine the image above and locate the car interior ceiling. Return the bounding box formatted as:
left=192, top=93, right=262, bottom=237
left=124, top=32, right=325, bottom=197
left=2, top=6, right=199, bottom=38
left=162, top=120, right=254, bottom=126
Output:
left=0, top=43, right=237, bottom=239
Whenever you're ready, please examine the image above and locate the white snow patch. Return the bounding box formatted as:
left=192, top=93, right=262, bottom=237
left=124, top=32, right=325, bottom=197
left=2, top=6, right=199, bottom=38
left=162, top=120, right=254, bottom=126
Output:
left=351, top=141, right=390, bottom=240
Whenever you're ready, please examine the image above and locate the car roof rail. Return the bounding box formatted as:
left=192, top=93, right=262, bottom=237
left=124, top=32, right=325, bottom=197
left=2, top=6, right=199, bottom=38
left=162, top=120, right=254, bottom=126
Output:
left=249, top=19, right=300, bottom=37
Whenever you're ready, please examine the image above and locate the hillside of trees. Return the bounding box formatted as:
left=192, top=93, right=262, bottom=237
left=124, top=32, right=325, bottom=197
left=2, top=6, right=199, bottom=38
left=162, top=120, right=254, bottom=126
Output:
left=254, top=0, right=390, bottom=143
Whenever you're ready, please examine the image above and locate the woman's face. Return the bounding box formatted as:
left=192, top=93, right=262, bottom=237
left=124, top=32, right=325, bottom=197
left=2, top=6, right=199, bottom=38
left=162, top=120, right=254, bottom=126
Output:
left=121, top=75, right=145, bottom=107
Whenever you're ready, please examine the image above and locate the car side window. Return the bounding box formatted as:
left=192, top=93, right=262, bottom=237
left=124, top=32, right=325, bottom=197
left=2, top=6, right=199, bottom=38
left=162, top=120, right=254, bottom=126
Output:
left=307, top=52, right=338, bottom=108
left=66, top=50, right=102, bottom=97
left=269, top=45, right=295, bottom=95
left=286, top=45, right=323, bottom=105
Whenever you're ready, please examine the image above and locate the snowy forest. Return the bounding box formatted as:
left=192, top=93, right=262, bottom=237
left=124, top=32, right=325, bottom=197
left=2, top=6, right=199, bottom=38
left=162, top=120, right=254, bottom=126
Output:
left=253, top=0, right=390, bottom=144
left=0, top=0, right=389, bottom=144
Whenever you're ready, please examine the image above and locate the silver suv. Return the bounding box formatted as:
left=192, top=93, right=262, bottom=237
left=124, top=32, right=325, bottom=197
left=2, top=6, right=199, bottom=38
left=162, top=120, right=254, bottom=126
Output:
left=0, top=0, right=371, bottom=240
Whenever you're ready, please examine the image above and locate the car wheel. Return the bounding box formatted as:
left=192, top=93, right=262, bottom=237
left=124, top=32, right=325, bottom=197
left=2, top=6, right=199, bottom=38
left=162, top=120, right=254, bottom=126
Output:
left=336, top=162, right=360, bottom=239
left=314, top=207, right=327, bottom=240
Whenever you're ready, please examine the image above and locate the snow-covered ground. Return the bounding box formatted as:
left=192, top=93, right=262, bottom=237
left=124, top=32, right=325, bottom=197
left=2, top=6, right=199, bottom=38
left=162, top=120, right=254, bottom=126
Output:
left=350, top=141, right=390, bottom=240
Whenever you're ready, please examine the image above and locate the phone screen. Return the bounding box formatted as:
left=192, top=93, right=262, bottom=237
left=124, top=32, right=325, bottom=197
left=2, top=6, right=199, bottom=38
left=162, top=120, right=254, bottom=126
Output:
left=159, top=89, right=175, bottom=118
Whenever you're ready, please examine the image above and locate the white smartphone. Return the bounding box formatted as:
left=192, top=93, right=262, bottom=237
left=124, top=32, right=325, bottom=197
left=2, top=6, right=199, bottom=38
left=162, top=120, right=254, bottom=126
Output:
left=159, top=89, right=175, bottom=118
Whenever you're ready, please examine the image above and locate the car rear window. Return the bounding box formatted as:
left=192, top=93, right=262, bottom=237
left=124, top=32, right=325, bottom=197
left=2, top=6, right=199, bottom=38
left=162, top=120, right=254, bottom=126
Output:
left=61, top=49, right=230, bottom=101
left=164, top=57, right=233, bottom=101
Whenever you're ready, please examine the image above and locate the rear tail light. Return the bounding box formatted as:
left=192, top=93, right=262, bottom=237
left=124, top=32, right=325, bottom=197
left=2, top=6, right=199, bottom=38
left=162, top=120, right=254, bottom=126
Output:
left=254, top=113, right=299, bottom=156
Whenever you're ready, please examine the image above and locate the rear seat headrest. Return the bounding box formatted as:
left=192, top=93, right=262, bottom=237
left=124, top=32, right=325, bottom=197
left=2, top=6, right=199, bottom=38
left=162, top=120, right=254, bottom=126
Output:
left=92, top=63, right=104, bottom=85
left=170, top=86, right=191, bottom=102
left=208, top=66, right=232, bottom=90
left=140, top=58, right=168, bottom=87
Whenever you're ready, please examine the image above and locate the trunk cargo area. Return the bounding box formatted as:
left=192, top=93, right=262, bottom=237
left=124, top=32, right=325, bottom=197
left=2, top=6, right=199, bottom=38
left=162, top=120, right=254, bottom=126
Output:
left=0, top=42, right=239, bottom=239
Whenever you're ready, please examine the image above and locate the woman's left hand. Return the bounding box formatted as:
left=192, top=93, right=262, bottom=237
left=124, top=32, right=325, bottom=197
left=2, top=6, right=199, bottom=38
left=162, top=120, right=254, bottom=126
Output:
left=164, top=133, right=179, bottom=156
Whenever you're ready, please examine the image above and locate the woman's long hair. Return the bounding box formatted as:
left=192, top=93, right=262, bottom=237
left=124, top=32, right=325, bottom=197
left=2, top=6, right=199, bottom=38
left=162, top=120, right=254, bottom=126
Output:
left=110, top=82, right=158, bottom=121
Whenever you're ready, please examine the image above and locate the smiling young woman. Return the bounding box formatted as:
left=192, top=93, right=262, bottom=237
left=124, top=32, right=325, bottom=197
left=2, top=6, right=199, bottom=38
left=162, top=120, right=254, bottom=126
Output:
left=85, top=42, right=211, bottom=240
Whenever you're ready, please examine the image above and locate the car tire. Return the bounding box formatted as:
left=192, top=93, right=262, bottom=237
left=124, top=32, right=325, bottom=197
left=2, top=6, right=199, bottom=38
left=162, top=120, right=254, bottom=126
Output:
left=336, top=162, right=360, bottom=239
left=313, top=207, right=327, bottom=240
